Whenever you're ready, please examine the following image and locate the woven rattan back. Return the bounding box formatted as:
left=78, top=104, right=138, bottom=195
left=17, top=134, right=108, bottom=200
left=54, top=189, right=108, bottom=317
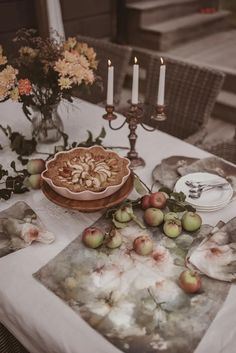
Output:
left=76, top=35, right=132, bottom=104
left=208, top=130, right=236, bottom=164
left=144, top=55, right=225, bottom=139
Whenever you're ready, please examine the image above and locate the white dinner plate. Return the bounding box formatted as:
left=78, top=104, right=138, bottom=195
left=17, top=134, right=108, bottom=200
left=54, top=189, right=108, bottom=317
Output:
left=174, top=172, right=233, bottom=209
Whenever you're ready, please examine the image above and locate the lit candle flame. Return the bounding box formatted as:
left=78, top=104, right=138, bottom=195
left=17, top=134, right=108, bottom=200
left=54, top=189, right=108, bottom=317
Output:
left=108, top=59, right=112, bottom=66
left=134, top=57, right=138, bottom=64
left=160, top=57, right=164, bottom=65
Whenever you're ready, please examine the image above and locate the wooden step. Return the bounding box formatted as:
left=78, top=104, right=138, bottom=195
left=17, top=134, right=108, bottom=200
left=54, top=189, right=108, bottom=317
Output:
left=135, top=10, right=230, bottom=51
left=213, top=90, right=236, bottom=124
left=126, top=0, right=200, bottom=26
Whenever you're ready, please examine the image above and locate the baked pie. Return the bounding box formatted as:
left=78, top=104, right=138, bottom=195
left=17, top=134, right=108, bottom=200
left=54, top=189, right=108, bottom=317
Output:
left=42, top=146, right=130, bottom=200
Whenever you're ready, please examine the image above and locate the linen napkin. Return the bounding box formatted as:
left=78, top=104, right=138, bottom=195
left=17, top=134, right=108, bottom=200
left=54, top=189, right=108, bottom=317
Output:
left=0, top=201, right=55, bottom=258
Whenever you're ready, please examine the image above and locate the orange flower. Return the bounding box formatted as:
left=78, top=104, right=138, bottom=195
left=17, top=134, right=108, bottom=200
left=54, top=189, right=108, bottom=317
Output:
left=18, top=78, right=32, bottom=95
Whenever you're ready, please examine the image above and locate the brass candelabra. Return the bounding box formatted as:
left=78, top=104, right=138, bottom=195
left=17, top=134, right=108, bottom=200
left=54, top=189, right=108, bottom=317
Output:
left=103, top=102, right=167, bottom=169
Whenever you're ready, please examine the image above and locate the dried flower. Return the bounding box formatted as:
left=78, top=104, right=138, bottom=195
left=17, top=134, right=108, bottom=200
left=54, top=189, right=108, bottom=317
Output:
left=0, top=45, right=7, bottom=65
left=18, top=78, right=32, bottom=95
left=0, top=29, right=98, bottom=118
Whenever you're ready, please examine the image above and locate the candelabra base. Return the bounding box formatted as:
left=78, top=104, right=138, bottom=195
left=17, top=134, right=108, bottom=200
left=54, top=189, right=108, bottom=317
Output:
left=128, top=156, right=146, bottom=169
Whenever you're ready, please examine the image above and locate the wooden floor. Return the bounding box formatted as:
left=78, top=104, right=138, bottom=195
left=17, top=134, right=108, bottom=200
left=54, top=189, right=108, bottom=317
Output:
left=169, top=29, right=236, bottom=72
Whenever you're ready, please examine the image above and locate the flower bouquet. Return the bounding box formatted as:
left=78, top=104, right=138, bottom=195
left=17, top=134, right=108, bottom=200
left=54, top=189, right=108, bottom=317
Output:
left=0, top=29, right=98, bottom=142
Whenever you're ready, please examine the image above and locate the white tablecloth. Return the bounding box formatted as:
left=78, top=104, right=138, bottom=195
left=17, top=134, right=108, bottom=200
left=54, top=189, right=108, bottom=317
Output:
left=0, top=100, right=235, bottom=353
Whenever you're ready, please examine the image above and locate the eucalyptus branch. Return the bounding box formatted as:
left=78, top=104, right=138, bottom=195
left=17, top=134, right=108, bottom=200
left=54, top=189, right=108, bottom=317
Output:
left=133, top=172, right=151, bottom=193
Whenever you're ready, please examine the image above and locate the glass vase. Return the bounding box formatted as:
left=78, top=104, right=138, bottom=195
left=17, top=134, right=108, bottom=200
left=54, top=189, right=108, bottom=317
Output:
left=31, top=104, right=64, bottom=143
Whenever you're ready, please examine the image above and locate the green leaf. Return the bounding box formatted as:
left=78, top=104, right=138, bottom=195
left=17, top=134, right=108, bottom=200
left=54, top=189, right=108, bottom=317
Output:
left=159, top=187, right=172, bottom=196
left=132, top=215, right=146, bottom=229
left=0, top=165, right=8, bottom=180
left=171, top=191, right=186, bottom=202
left=0, top=189, right=12, bottom=200
left=167, top=199, right=186, bottom=212
left=134, top=175, right=149, bottom=195
left=98, top=127, right=106, bottom=139
left=17, top=155, right=29, bottom=165
left=185, top=204, right=196, bottom=212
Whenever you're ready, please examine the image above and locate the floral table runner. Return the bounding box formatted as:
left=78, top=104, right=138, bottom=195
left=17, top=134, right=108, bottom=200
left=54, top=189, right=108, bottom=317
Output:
left=0, top=201, right=54, bottom=258
left=34, top=211, right=231, bottom=353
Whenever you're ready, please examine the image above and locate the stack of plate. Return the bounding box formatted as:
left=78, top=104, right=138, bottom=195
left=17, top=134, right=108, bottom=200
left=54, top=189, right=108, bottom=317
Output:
left=174, top=172, right=233, bottom=212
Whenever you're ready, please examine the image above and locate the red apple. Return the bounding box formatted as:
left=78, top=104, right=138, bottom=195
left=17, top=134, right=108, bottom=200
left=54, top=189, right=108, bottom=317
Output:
left=82, top=227, right=104, bottom=248
left=144, top=208, right=164, bottom=227
left=27, top=159, right=46, bottom=175
left=141, top=195, right=151, bottom=210
left=178, top=270, right=202, bottom=294
left=149, top=192, right=167, bottom=209
left=133, top=235, right=153, bottom=256
left=182, top=212, right=202, bottom=232
left=163, top=219, right=182, bottom=238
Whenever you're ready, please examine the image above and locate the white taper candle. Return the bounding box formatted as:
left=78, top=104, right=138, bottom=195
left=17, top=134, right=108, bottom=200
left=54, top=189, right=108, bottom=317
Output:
left=107, top=59, right=114, bottom=105
left=131, top=57, right=139, bottom=104
left=157, top=57, right=166, bottom=106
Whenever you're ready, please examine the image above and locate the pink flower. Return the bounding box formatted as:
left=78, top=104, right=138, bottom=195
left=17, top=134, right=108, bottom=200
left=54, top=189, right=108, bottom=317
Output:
left=18, top=78, right=32, bottom=95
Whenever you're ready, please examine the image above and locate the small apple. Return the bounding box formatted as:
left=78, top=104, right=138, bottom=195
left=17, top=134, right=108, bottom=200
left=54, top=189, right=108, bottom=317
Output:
left=141, top=195, right=151, bottom=210
left=106, top=228, right=122, bottom=249
left=163, top=219, right=182, bottom=238
left=28, top=174, right=41, bottom=189
left=182, top=212, right=202, bottom=232
left=82, top=227, right=104, bottom=249
left=133, top=235, right=153, bottom=256
left=149, top=192, right=167, bottom=209
left=178, top=270, right=202, bottom=294
left=144, top=208, right=164, bottom=227
left=27, top=159, right=45, bottom=175
left=164, top=212, right=179, bottom=222
left=114, top=206, right=133, bottom=223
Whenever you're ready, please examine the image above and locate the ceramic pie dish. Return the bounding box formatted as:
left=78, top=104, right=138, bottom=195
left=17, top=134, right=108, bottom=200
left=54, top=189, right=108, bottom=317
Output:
left=41, top=146, right=131, bottom=200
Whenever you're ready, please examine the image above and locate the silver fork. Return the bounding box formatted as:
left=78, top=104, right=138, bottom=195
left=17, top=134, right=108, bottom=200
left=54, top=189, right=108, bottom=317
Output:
left=188, top=183, right=228, bottom=199
left=185, top=180, right=225, bottom=188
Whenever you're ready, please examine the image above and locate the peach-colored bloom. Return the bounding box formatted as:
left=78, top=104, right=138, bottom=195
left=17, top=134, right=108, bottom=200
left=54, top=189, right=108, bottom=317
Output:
left=0, top=65, right=18, bottom=100
left=63, top=37, right=77, bottom=51
left=58, top=76, right=73, bottom=90
left=10, top=87, right=19, bottom=101
left=19, top=46, right=38, bottom=59
left=0, top=45, right=7, bottom=64
left=18, top=78, right=32, bottom=95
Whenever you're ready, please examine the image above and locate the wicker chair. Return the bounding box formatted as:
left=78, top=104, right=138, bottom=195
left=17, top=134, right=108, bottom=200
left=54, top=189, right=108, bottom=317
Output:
left=76, top=35, right=132, bottom=104
left=0, top=323, right=29, bottom=353
left=142, top=53, right=225, bottom=143
left=206, top=130, right=236, bottom=164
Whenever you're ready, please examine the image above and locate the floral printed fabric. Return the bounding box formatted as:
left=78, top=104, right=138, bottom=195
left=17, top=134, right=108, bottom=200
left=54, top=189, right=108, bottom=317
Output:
left=34, top=213, right=229, bottom=353
left=0, top=201, right=54, bottom=258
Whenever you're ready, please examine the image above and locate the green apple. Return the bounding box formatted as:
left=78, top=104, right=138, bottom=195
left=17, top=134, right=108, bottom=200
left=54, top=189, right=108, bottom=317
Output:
left=164, top=212, right=179, bottom=222
left=182, top=212, right=202, bottom=232
left=106, top=228, right=122, bottom=249
left=163, top=219, right=182, bottom=238
left=27, top=159, right=45, bottom=175
left=114, top=206, right=133, bottom=223
left=28, top=174, right=41, bottom=189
